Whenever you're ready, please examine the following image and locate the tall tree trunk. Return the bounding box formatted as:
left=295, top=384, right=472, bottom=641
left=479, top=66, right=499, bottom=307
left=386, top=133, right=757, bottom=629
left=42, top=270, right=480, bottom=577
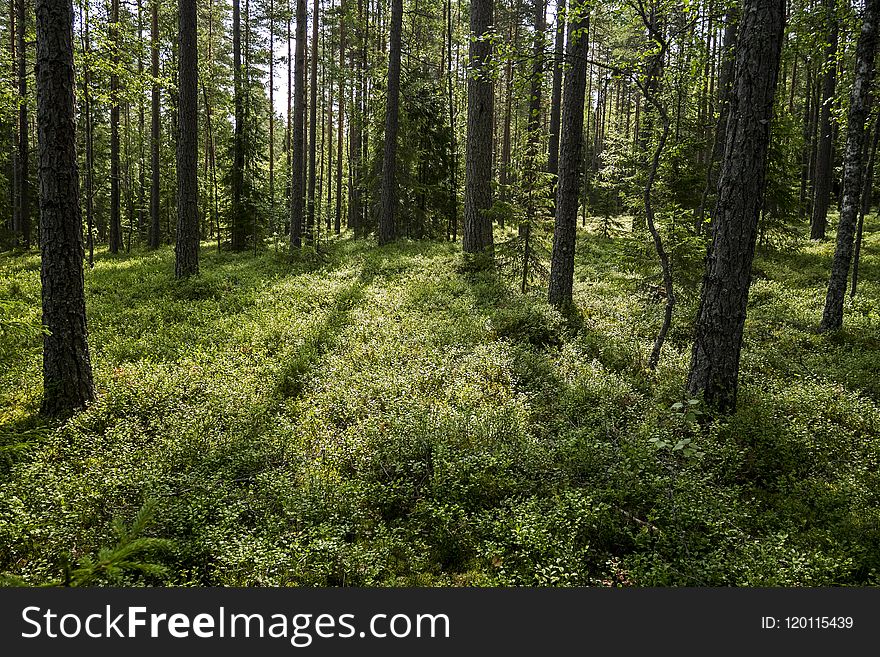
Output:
left=269, top=0, right=275, bottom=240
left=810, top=0, right=838, bottom=241
left=349, top=0, right=363, bottom=237
left=9, top=0, right=17, bottom=237
left=81, top=1, right=95, bottom=265
left=36, top=0, right=95, bottom=415
left=686, top=0, right=785, bottom=413
left=149, top=0, right=160, bottom=248
left=335, top=1, right=345, bottom=235
left=109, top=0, right=121, bottom=253
left=17, top=0, right=30, bottom=247
left=291, top=0, right=306, bottom=247
left=820, top=0, right=880, bottom=331
left=326, top=32, right=333, bottom=234
left=137, top=0, right=145, bottom=242
left=547, top=1, right=589, bottom=307
left=446, top=0, right=458, bottom=237
left=231, top=0, right=246, bottom=249
left=462, top=0, right=494, bottom=254
left=307, top=0, right=319, bottom=243
left=175, top=0, right=199, bottom=277
left=378, top=0, right=402, bottom=244
left=547, top=0, right=565, bottom=178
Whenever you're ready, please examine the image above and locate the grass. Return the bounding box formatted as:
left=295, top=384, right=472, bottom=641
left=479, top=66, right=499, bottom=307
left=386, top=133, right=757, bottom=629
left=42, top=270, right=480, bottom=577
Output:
left=1, top=215, right=879, bottom=586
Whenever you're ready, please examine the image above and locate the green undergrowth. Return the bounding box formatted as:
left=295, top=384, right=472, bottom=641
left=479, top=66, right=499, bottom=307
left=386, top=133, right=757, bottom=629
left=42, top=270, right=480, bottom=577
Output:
left=1, top=216, right=879, bottom=586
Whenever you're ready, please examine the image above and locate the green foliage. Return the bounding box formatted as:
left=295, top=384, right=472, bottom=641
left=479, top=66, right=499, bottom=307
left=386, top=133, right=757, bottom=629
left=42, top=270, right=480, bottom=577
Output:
left=1, top=216, right=880, bottom=587
left=1, top=500, right=172, bottom=587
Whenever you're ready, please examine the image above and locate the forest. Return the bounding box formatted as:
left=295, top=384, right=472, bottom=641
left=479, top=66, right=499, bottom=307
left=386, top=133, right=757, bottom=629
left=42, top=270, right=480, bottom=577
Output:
left=0, top=0, right=879, bottom=587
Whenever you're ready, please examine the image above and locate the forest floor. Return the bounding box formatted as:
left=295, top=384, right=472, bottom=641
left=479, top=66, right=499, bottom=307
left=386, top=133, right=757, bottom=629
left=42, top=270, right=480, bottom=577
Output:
left=1, top=217, right=880, bottom=586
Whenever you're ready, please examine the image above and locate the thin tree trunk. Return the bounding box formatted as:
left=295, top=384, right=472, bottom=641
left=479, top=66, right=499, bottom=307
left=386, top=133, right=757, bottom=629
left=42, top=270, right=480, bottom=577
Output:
left=547, top=0, right=565, bottom=177
left=9, top=0, right=17, bottom=238
left=548, top=2, right=589, bottom=306
left=307, top=0, right=319, bottom=243
left=18, top=0, right=30, bottom=247
left=137, top=0, right=145, bottom=242
left=150, top=0, right=160, bottom=248
left=109, top=0, right=121, bottom=253
left=291, top=0, right=306, bottom=247
left=335, top=2, right=345, bottom=235
left=687, top=0, right=785, bottom=413
left=810, top=0, right=838, bottom=240
left=81, top=1, right=95, bottom=265
left=36, top=0, right=95, bottom=415
left=378, top=0, right=402, bottom=244
left=820, top=0, right=879, bottom=330
left=231, top=0, right=246, bottom=249
left=447, top=0, right=458, bottom=238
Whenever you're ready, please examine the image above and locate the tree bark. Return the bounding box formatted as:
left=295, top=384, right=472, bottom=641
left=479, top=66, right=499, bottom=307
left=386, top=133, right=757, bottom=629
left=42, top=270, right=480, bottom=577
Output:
left=80, top=1, right=95, bottom=265
left=231, top=0, right=246, bottom=249
left=686, top=0, right=785, bottom=413
left=820, top=0, right=880, bottom=330
left=175, top=0, right=199, bottom=278
left=36, top=0, right=95, bottom=415
left=810, top=0, right=838, bottom=241
left=290, top=0, right=306, bottom=248
left=109, top=0, right=121, bottom=253
left=9, top=0, right=17, bottom=238
left=335, top=0, right=344, bottom=234
left=547, top=0, right=565, bottom=178
left=307, top=0, right=319, bottom=243
left=378, top=0, right=402, bottom=244
left=462, top=0, right=494, bottom=254
left=17, top=0, right=30, bottom=248
left=149, top=0, right=160, bottom=248
left=548, top=2, right=589, bottom=307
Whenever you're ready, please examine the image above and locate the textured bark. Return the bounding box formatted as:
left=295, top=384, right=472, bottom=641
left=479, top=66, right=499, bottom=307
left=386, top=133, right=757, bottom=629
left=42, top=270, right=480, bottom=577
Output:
left=137, top=0, right=145, bottom=241
left=231, top=0, right=246, bottom=249
left=81, top=2, right=95, bottom=265
left=36, top=0, right=95, bottom=415
left=17, top=0, right=30, bottom=248
left=9, top=0, right=17, bottom=237
left=446, top=0, right=458, bottom=238
left=349, top=0, right=365, bottom=237
left=462, top=0, right=494, bottom=254
left=175, top=0, right=199, bottom=278
left=108, top=0, right=121, bottom=253
left=378, top=0, right=402, bottom=245
left=810, top=0, right=838, bottom=241
left=335, top=1, right=344, bottom=235
left=547, top=0, right=565, bottom=177
left=290, top=0, right=306, bottom=248
left=307, top=0, right=319, bottom=243
left=547, top=4, right=589, bottom=307
left=686, top=0, right=785, bottom=413
left=820, top=0, right=880, bottom=330
left=149, top=0, right=160, bottom=248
